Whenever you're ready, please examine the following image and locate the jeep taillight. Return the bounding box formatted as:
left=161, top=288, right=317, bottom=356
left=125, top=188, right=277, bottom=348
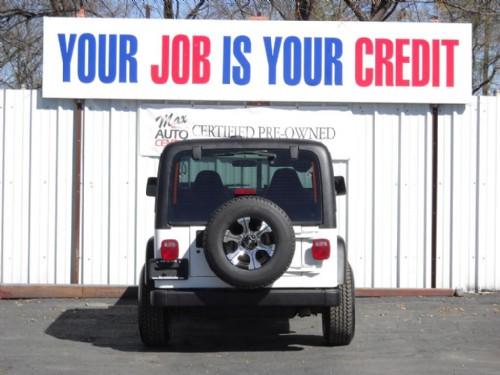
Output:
left=161, top=240, right=179, bottom=261
left=312, top=239, right=330, bottom=260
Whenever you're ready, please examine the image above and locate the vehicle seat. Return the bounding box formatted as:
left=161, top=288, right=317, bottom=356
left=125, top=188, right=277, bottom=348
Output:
left=192, top=171, right=225, bottom=193
left=190, top=171, right=229, bottom=216
left=264, top=168, right=308, bottom=219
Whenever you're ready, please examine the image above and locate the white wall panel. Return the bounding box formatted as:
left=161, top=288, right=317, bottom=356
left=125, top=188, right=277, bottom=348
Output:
left=398, top=106, right=429, bottom=288
left=437, top=104, right=453, bottom=288
left=332, top=161, right=348, bottom=245
left=29, top=93, right=57, bottom=283
left=372, top=106, right=400, bottom=288
left=476, top=97, right=500, bottom=290
left=446, top=103, right=477, bottom=291
left=344, top=105, right=374, bottom=288
left=54, top=99, right=75, bottom=284
left=135, top=155, right=158, bottom=284
left=107, top=100, right=139, bottom=285
left=439, top=96, right=500, bottom=291
left=82, top=99, right=155, bottom=286
left=81, top=99, right=111, bottom=284
left=2, top=90, right=31, bottom=283
left=0, top=90, right=73, bottom=284
left=1, top=90, right=499, bottom=291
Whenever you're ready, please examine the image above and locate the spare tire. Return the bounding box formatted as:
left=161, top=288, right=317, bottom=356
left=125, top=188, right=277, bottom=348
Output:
left=204, top=196, right=295, bottom=289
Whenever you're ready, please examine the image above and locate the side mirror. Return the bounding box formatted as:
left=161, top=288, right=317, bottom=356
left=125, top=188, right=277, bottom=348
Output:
left=146, top=177, right=158, bottom=197
left=334, top=176, right=346, bottom=196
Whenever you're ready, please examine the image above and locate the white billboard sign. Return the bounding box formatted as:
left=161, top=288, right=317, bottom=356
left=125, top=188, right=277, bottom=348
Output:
left=43, top=17, right=471, bottom=104
left=139, top=105, right=349, bottom=157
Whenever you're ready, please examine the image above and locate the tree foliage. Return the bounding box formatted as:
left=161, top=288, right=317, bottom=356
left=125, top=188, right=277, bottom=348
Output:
left=435, top=0, right=499, bottom=95
left=0, top=0, right=498, bottom=94
left=0, top=0, right=136, bottom=88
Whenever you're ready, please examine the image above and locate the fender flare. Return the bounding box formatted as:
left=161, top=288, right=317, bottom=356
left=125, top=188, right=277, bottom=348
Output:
left=143, top=237, right=154, bottom=286
left=337, top=236, right=347, bottom=285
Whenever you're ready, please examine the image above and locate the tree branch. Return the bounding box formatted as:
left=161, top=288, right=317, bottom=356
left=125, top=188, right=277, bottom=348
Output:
left=269, top=0, right=288, bottom=20
left=186, top=0, right=207, bottom=19
left=382, top=1, right=401, bottom=21
left=439, top=1, right=499, bottom=16
left=0, top=5, right=99, bottom=28
left=343, top=0, right=369, bottom=21
left=234, top=0, right=251, bottom=19
left=163, top=0, right=174, bottom=19
left=371, top=0, right=398, bottom=21
left=472, top=53, right=499, bottom=94
left=295, top=0, right=314, bottom=20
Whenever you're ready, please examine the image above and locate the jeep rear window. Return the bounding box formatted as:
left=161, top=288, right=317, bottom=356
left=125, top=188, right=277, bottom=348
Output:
left=168, top=149, right=322, bottom=224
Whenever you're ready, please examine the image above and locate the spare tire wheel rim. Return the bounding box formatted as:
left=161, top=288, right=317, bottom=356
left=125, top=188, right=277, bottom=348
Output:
left=223, top=217, right=275, bottom=270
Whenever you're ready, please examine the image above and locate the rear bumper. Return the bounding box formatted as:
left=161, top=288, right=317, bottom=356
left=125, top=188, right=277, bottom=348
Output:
left=150, top=288, right=340, bottom=307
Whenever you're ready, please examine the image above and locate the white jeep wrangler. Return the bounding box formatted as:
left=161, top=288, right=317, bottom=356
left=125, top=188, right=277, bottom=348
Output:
left=138, top=138, right=355, bottom=346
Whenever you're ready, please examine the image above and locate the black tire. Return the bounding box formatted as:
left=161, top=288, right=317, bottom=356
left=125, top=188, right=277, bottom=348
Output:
left=322, top=263, right=355, bottom=346
left=137, top=266, right=170, bottom=347
left=204, top=196, right=295, bottom=289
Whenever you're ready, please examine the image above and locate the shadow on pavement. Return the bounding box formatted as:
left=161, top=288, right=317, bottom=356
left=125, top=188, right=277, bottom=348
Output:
left=45, top=298, right=325, bottom=352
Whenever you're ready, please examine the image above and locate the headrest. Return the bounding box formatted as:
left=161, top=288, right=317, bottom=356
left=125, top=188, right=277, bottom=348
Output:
left=192, top=171, right=224, bottom=191
left=268, top=168, right=303, bottom=191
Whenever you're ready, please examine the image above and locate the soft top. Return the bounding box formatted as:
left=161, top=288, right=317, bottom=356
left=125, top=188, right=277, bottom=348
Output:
left=155, top=138, right=338, bottom=229
left=160, top=138, right=332, bottom=159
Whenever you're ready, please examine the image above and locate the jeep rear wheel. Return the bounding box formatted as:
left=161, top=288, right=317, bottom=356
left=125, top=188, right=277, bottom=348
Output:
left=204, top=196, right=295, bottom=289
left=322, top=263, right=355, bottom=346
left=138, top=266, right=170, bottom=347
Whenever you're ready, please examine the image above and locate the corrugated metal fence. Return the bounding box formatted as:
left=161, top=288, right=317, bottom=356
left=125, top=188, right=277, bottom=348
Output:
left=0, top=90, right=498, bottom=291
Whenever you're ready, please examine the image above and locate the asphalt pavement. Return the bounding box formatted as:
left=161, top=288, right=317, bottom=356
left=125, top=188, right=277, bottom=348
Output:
left=0, top=293, right=499, bottom=375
